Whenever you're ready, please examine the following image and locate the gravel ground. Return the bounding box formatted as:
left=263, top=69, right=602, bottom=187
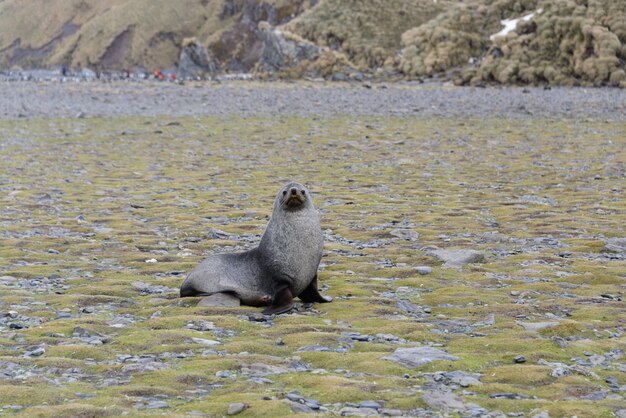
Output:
left=1, top=79, right=624, bottom=119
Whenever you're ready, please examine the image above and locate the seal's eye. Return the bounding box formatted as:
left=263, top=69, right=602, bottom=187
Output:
left=301, top=190, right=306, bottom=195
left=282, top=190, right=287, bottom=196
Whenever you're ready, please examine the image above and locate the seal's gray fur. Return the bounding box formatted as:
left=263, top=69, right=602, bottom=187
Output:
left=180, top=182, right=331, bottom=313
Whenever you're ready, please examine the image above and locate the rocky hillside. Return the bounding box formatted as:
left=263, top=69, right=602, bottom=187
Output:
left=1, top=0, right=625, bottom=86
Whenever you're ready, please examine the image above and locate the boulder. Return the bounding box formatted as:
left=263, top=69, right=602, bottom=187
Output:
left=178, top=37, right=217, bottom=78
left=257, top=23, right=320, bottom=73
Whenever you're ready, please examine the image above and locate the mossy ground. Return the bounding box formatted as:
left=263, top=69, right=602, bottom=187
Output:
left=0, top=112, right=624, bottom=416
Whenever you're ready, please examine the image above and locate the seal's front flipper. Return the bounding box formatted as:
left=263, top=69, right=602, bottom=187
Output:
left=297, top=276, right=333, bottom=303
left=262, top=287, right=294, bottom=315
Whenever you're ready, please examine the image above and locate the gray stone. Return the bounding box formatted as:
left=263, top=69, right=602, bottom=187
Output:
left=25, top=347, right=45, bottom=357
left=227, top=403, right=248, bottom=415
left=191, top=337, right=220, bottom=346
left=359, top=400, right=382, bottom=409
left=430, top=249, right=486, bottom=268
left=384, top=346, right=458, bottom=368
left=603, top=238, right=626, bottom=253
left=444, top=371, right=482, bottom=387
left=338, top=406, right=379, bottom=416
left=389, top=228, right=419, bottom=241
left=415, top=266, right=433, bottom=275
left=286, top=392, right=304, bottom=402
left=257, top=25, right=320, bottom=73
left=421, top=391, right=469, bottom=413
left=516, top=321, right=560, bottom=332
left=145, top=400, right=169, bottom=409
left=514, top=355, right=526, bottom=363
left=178, top=38, right=217, bottom=78
left=297, top=345, right=332, bottom=352
left=198, top=293, right=240, bottom=307
left=289, top=401, right=314, bottom=414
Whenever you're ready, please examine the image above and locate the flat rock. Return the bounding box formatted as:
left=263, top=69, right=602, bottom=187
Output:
left=145, top=400, right=169, bottom=409
left=443, top=371, right=482, bottom=387
left=191, top=337, right=220, bottom=346
left=289, top=401, right=314, bottom=414
left=415, top=266, right=433, bottom=275
left=604, top=238, right=626, bottom=253
left=359, top=400, right=382, bottom=409
left=429, top=249, right=486, bottom=268
left=338, top=406, right=380, bottom=416
left=516, top=321, right=560, bottom=332
left=198, top=293, right=240, bottom=307
left=421, top=391, right=470, bottom=413
left=383, top=347, right=458, bottom=368
left=227, top=403, right=248, bottom=415
left=389, top=228, right=419, bottom=241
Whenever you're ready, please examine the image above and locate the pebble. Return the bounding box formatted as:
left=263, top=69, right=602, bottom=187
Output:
left=384, top=346, right=458, bottom=368
left=227, top=403, right=248, bottom=415
left=25, top=347, right=45, bottom=357
left=415, top=266, right=433, bottom=275
left=289, top=401, right=314, bottom=414
left=514, top=355, right=526, bottom=364
left=191, top=337, right=220, bottom=346
left=359, top=400, right=382, bottom=409
left=145, top=400, right=169, bottom=409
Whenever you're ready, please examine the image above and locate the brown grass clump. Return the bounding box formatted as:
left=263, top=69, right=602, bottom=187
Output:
left=285, top=0, right=450, bottom=69
left=399, top=0, right=626, bottom=86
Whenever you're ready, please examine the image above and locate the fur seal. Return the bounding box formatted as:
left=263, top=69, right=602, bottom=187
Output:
left=180, top=182, right=332, bottom=314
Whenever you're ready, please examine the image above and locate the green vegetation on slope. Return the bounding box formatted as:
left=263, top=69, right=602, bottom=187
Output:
left=0, top=0, right=625, bottom=86
left=399, top=0, right=626, bottom=86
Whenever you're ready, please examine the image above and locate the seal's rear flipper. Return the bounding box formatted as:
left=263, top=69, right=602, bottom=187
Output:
left=297, top=276, right=333, bottom=303
left=262, top=287, right=294, bottom=315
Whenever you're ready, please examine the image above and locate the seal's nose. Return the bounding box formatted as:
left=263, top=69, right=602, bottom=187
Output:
left=290, top=188, right=297, bottom=195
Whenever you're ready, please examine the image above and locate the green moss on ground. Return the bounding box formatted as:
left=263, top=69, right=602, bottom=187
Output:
left=0, top=114, right=623, bottom=416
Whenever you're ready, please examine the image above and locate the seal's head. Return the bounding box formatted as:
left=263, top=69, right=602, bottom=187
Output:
left=277, top=182, right=310, bottom=210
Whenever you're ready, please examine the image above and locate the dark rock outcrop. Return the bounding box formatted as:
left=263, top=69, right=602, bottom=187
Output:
left=257, top=23, right=321, bottom=73
left=177, top=38, right=217, bottom=78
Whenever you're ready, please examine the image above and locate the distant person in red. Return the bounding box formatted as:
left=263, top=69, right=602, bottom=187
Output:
left=170, top=73, right=176, bottom=81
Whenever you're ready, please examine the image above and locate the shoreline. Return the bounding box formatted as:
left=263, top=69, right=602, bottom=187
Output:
left=1, top=79, right=624, bottom=120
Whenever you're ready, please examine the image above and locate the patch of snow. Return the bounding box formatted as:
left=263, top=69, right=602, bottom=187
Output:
left=490, top=9, right=542, bottom=41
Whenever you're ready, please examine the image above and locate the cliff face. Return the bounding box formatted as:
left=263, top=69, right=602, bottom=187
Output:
left=0, top=0, right=314, bottom=71
left=1, top=0, right=624, bottom=86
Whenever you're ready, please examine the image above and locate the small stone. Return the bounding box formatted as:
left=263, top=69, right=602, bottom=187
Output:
left=227, top=403, right=248, bottom=415
left=517, top=321, right=560, bottom=332
left=289, top=401, right=314, bottom=414
left=145, top=258, right=158, bottom=263
left=429, top=249, right=486, bottom=268
left=25, top=347, right=45, bottom=357
left=145, top=400, right=169, bottom=409
left=415, top=266, right=433, bottom=275
left=514, top=355, right=526, bottom=364
left=359, top=400, right=382, bottom=409
left=510, top=290, right=521, bottom=296
left=390, top=228, right=419, bottom=241
left=421, top=391, right=468, bottom=413
left=191, top=337, right=220, bottom=346
left=286, top=392, right=304, bottom=402
left=383, top=346, right=458, bottom=368
left=380, top=409, right=403, bottom=416
left=248, top=313, right=271, bottom=322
